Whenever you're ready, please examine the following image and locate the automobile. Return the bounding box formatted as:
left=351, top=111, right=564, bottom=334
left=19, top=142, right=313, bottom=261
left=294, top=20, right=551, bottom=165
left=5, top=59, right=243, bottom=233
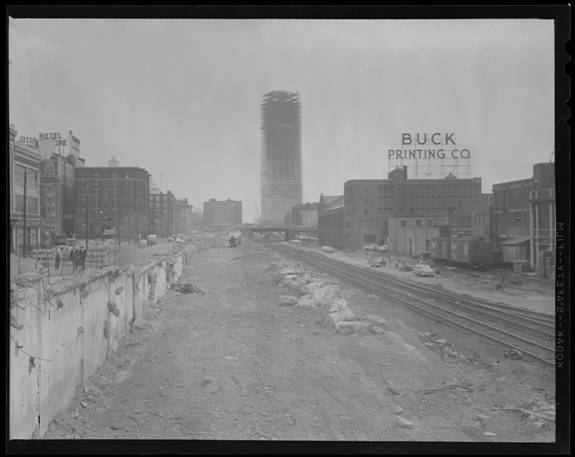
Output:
left=398, top=262, right=413, bottom=272
left=413, top=263, right=435, bottom=277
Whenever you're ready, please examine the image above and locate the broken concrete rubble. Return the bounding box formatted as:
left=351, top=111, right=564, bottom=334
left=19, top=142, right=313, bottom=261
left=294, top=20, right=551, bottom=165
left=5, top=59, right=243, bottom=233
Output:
left=335, top=321, right=375, bottom=336
left=278, top=295, right=298, bottom=307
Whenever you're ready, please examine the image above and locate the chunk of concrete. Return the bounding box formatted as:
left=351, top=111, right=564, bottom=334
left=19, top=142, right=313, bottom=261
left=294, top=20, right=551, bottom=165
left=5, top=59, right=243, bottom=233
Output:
left=364, top=314, right=387, bottom=329
left=278, top=295, right=298, bottom=307
left=328, top=298, right=349, bottom=313
left=329, top=307, right=356, bottom=325
left=396, top=416, right=414, bottom=429
left=304, top=282, right=325, bottom=295
left=335, top=320, right=375, bottom=335
left=312, top=285, right=339, bottom=307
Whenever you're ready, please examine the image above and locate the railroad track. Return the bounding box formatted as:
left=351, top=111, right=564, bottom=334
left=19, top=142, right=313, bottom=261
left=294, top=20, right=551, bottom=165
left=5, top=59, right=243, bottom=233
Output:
left=272, top=244, right=555, bottom=366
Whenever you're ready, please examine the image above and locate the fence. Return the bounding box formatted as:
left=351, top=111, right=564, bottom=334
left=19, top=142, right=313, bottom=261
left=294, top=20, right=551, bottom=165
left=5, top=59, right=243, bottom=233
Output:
left=9, top=250, right=186, bottom=439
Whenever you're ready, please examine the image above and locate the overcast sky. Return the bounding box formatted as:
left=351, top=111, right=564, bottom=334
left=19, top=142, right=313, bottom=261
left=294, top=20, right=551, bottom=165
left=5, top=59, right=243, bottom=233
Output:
left=9, top=19, right=554, bottom=222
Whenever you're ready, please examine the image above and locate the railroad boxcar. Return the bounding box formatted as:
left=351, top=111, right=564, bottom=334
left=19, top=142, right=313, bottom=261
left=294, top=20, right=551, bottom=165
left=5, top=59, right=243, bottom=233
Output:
left=431, top=237, right=451, bottom=262
left=467, top=236, right=493, bottom=269
left=431, top=236, right=493, bottom=269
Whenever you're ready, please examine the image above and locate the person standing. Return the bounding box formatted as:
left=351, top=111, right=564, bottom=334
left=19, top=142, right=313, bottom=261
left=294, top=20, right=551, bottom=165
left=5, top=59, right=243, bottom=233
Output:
left=80, top=246, right=87, bottom=272
left=70, top=247, right=78, bottom=274
left=54, top=247, right=61, bottom=272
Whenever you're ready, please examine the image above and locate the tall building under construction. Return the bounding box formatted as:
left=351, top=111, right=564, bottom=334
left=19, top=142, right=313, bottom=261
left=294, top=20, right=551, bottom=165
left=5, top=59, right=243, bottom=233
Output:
left=260, top=91, right=302, bottom=224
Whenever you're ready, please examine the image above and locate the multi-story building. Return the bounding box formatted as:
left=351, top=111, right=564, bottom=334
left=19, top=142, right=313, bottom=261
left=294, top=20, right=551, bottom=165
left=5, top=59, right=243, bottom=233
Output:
left=343, top=166, right=483, bottom=250
left=317, top=194, right=344, bottom=250
left=203, top=199, right=242, bottom=228
left=285, top=202, right=319, bottom=228
left=37, top=130, right=82, bottom=161
left=448, top=193, right=493, bottom=239
left=492, top=162, right=555, bottom=273
left=39, top=153, right=77, bottom=245
left=10, top=125, right=42, bottom=255
left=74, top=161, right=150, bottom=242
left=189, top=210, right=204, bottom=231
left=149, top=187, right=176, bottom=238
left=174, top=198, right=194, bottom=234
left=388, top=215, right=449, bottom=256
left=260, top=91, right=302, bottom=224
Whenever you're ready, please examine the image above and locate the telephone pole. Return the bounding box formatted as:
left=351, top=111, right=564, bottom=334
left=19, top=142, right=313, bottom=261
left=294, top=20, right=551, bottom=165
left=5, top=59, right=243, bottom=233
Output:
left=22, top=168, right=28, bottom=258
left=85, top=190, right=89, bottom=250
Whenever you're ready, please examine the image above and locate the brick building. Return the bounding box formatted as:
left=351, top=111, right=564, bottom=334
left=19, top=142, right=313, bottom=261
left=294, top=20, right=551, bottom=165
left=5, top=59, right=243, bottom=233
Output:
left=343, top=166, right=483, bottom=250
left=149, top=187, right=176, bottom=238
left=317, top=194, right=344, bottom=250
left=388, top=215, right=449, bottom=256
left=492, top=162, right=555, bottom=273
left=39, top=153, right=77, bottom=245
left=203, top=199, right=242, bottom=228
left=74, top=163, right=150, bottom=242
left=10, top=125, right=42, bottom=255
left=174, top=198, right=194, bottom=234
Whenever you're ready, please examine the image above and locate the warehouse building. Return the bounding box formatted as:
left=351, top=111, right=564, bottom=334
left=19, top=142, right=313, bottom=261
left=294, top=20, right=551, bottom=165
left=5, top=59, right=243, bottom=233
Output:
left=343, top=166, right=483, bottom=250
left=174, top=198, right=194, bottom=234
left=492, top=162, right=555, bottom=273
left=388, top=215, right=449, bottom=256
left=74, top=159, right=150, bottom=242
left=203, top=199, right=242, bottom=228
left=318, top=194, right=344, bottom=250
left=149, top=184, right=176, bottom=238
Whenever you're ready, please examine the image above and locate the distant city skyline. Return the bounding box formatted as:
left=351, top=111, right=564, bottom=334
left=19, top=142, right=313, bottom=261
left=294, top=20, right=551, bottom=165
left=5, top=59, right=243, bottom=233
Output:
left=9, top=19, right=554, bottom=222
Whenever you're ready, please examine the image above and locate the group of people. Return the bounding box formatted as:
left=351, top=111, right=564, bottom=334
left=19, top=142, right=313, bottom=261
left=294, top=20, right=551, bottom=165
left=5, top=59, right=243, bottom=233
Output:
left=54, top=245, right=88, bottom=274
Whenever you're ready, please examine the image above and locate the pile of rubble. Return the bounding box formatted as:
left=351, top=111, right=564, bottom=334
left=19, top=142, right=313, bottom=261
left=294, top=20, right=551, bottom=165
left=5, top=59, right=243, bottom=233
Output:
left=272, top=260, right=387, bottom=336
left=418, top=332, right=471, bottom=362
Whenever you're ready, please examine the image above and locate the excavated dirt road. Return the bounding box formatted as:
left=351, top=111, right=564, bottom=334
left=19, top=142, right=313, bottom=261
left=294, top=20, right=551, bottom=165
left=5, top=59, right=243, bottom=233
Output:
left=44, top=242, right=555, bottom=442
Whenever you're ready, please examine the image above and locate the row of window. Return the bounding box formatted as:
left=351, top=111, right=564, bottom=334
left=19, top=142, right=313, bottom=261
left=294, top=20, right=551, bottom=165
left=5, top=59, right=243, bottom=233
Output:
left=356, top=183, right=480, bottom=194
left=14, top=195, right=39, bottom=214
left=13, top=165, right=39, bottom=186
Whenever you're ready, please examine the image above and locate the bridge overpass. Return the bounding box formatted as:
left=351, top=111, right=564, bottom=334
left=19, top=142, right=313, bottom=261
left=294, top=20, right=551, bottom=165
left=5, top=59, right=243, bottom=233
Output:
left=242, top=225, right=318, bottom=241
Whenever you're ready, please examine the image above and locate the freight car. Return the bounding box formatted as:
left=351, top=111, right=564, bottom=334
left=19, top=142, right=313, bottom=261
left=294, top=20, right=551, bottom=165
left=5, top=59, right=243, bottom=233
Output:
left=430, top=236, right=493, bottom=270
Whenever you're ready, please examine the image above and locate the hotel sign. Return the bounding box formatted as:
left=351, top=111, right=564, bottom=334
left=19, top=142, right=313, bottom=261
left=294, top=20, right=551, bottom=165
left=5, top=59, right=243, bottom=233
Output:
left=39, top=132, right=67, bottom=147
left=388, top=132, right=471, bottom=160
left=19, top=136, right=38, bottom=146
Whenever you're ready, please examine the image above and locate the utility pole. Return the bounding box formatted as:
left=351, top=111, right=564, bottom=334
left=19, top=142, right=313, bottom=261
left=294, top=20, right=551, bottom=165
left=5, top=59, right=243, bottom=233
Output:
left=22, top=167, right=28, bottom=258
left=85, top=189, right=89, bottom=250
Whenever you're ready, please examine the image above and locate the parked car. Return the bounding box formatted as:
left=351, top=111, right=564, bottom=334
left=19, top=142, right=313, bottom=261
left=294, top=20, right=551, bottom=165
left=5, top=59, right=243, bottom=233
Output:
left=413, top=263, right=435, bottom=277
left=398, top=262, right=413, bottom=272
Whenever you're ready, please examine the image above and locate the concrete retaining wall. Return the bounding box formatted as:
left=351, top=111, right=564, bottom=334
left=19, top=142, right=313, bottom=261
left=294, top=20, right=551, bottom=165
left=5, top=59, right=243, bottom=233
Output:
left=9, top=251, right=186, bottom=439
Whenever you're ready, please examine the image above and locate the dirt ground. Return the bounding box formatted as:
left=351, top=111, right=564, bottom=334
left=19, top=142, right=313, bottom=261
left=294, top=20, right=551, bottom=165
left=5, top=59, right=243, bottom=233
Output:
left=44, top=241, right=555, bottom=441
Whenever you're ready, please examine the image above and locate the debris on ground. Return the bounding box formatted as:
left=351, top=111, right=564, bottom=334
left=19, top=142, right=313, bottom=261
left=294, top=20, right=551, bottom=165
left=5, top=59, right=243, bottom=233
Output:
left=278, top=295, right=298, bottom=307
left=172, top=283, right=206, bottom=295
left=503, top=349, right=523, bottom=360
left=395, top=416, right=414, bottom=429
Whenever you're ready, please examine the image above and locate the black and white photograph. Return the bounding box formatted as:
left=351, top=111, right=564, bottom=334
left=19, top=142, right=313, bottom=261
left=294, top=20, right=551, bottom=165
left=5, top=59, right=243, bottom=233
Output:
left=7, top=5, right=570, bottom=453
